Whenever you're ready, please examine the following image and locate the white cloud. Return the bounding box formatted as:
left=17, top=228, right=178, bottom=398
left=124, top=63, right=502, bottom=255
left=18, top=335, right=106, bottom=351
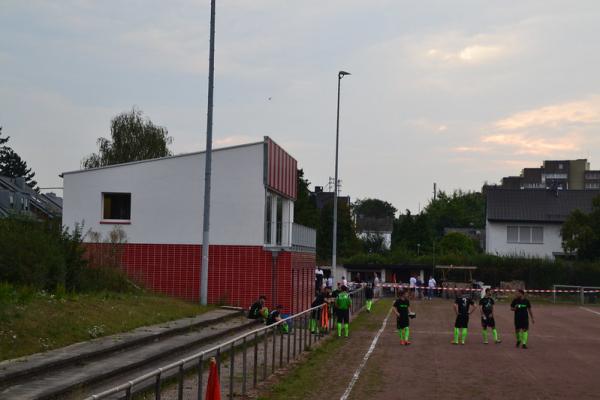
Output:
left=453, top=96, right=600, bottom=158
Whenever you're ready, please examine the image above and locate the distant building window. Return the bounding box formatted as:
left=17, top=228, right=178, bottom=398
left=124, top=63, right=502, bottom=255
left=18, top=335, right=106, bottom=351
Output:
left=9, top=195, right=14, bottom=208
left=102, top=193, right=131, bottom=220
left=507, top=226, right=519, bottom=243
left=532, top=227, right=544, bottom=244
left=507, top=225, right=543, bottom=244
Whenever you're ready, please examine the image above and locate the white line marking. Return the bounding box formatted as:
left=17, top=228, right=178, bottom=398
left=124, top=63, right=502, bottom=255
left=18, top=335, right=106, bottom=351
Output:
left=581, top=307, right=600, bottom=316
left=339, top=308, right=392, bottom=400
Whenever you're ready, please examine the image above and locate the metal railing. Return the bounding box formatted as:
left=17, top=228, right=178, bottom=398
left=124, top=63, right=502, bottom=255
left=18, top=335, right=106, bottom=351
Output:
left=291, top=223, right=316, bottom=250
left=87, top=287, right=365, bottom=400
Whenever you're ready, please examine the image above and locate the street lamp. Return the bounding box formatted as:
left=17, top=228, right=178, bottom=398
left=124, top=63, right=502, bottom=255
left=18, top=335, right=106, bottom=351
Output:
left=200, top=0, right=216, bottom=305
left=332, top=70, right=351, bottom=284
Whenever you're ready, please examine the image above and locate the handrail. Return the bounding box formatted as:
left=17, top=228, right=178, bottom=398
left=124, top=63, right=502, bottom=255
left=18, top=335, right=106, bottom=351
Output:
left=88, top=287, right=365, bottom=400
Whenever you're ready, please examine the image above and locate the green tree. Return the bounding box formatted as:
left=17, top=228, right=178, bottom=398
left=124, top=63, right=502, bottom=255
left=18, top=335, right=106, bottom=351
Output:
left=424, top=190, right=486, bottom=236
left=562, top=196, right=600, bottom=260
left=438, top=232, right=478, bottom=256
left=317, top=201, right=359, bottom=263
left=0, top=126, right=38, bottom=190
left=293, top=169, right=319, bottom=229
left=82, top=108, right=173, bottom=168
left=392, top=210, right=433, bottom=253
left=354, top=198, right=397, bottom=218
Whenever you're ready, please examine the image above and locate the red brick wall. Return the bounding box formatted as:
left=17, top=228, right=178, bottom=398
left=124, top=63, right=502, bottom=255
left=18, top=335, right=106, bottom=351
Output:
left=84, top=243, right=315, bottom=314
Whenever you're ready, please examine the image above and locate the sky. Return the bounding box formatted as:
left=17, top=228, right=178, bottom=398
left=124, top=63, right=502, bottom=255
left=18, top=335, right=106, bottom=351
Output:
left=2, top=0, right=600, bottom=213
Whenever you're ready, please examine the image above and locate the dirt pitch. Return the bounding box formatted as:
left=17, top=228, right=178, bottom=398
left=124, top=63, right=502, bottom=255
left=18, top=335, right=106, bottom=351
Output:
left=344, top=298, right=600, bottom=400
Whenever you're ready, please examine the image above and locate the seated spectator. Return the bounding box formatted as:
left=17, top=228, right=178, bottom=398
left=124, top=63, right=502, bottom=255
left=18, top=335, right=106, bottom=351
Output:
left=248, top=295, right=268, bottom=320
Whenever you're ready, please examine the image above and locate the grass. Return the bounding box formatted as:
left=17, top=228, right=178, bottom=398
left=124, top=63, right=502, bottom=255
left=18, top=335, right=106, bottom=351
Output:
left=257, top=298, right=393, bottom=400
left=0, top=283, right=213, bottom=361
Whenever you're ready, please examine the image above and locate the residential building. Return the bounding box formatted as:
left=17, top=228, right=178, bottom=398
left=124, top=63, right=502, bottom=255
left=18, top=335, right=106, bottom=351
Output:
left=61, top=137, right=316, bottom=313
left=355, top=216, right=394, bottom=250
left=496, top=159, right=593, bottom=190
left=485, top=187, right=600, bottom=259
left=0, top=176, right=62, bottom=220
left=310, top=186, right=350, bottom=210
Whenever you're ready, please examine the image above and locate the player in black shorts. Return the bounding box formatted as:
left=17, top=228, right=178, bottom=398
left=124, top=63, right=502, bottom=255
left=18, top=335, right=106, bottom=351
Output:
left=452, top=291, right=475, bottom=345
left=511, top=289, right=535, bottom=349
left=392, top=290, right=413, bottom=345
left=479, top=289, right=501, bottom=344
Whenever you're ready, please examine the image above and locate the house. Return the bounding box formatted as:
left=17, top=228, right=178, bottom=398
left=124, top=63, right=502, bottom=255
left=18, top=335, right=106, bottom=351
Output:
left=355, top=216, right=394, bottom=250
left=310, top=186, right=351, bottom=210
left=0, top=176, right=62, bottom=220
left=485, top=188, right=600, bottom=259
left=61, top=137, right=316, bottom=313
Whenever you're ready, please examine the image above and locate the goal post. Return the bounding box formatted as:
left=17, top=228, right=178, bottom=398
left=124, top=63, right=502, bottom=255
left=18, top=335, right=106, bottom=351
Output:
left=552, top=285, right=600, bottom=305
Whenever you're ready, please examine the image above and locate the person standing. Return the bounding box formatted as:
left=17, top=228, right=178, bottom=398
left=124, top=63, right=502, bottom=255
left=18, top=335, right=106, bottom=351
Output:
left=342, top=276, right=348, bottom=288
left=315, top=267, right=324, bottom=294
left=365, top=283, right=374, bottom=312
left=335, top=286, right=352, bottom=337
left=479, top=289, right=501, bottom=344
left=452, top=291, right=475, bottom=345
left=511, top=289, right=535, bottom=349
left=428, top=276, right=437, bottom=300
left=392, top=290, right=413, bottom=345
left=310, top=289, right=325, bottom=333
left=409, top=275, right=417, bottom=300
left=326, top=275, right=333, bottom=289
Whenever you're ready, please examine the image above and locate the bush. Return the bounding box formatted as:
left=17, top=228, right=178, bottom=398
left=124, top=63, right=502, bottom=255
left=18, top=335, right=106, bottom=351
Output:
left=0, top=216, right=135, bottom=293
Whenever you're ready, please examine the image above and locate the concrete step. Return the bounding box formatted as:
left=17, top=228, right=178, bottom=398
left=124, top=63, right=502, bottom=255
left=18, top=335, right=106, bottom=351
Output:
left=0, top=308, right=245, bottom=389
left=0, top=314, right=260, bottom=400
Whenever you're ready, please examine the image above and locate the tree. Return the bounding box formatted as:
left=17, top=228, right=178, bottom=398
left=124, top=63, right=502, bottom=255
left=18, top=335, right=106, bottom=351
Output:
left=82, top=108, right=173, bottom=168
left=562, top=196, right=600, bottom=260
left=424, top=190, right=486, bottom=236
left=317, top=201, right=359, bottom=263
left=438, top=232, right=478, bottom=256
left=354, top=198, right=397, bottom=218
left=293, top=169, right=319, bottom=229
left=0, top=126, right=38, bottom=190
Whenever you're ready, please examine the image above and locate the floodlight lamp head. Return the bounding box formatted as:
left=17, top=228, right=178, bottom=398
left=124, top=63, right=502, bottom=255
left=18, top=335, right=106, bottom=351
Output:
left=338, top=70, right=351, bottom=79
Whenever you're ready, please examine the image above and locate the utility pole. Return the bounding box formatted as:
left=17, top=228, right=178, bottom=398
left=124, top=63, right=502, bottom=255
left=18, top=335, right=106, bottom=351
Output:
left=200, top=0, right=216, bottom=306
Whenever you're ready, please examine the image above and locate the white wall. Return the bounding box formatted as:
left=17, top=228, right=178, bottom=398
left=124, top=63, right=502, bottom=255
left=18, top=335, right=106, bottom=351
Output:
left=63, top=143, right=266, bottom=245
left=486, top=221, right=564, bottom=259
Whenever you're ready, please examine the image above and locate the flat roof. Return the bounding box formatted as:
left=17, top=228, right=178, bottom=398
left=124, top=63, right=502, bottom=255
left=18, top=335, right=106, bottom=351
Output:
left=60, top=139, right=265, bottom=177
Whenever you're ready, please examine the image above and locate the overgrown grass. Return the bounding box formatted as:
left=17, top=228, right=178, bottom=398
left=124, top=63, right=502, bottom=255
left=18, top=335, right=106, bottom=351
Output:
left=257, top=299, right=393, bottom=400
left=0, top=282, right=213, bottom=361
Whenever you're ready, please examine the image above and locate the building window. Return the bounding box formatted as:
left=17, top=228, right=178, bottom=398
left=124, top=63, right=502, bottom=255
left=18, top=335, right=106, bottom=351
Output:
left=519, top=226, right=531, bottom=244
left=276, top=196, right=283, bottom=245
left=102, top=193, right=131, bottom=220
left=507, top=226, right=519, bottom=243
left=9, top=195, right=14, bottom=208
left=507, top=225, right=543, bottom=244
left=265, top=192, right=273, bottom=244
left=531, top=227, right=544, bottom=244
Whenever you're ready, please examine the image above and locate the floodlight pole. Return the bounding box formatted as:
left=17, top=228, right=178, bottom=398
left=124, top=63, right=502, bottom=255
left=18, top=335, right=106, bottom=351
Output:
left=332, top=71, right=350, bottom=283
left=200, top=0, right=216, bottom=306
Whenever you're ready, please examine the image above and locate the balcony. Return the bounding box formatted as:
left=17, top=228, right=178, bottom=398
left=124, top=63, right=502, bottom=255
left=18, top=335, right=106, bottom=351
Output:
left=264, top=222, right=316, bottom=251
left=291, top=223, right=316, bottom=250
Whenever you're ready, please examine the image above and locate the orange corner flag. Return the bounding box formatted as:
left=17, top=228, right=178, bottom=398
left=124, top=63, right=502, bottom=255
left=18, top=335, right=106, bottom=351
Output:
left=206, top=357, right=221, bottom=400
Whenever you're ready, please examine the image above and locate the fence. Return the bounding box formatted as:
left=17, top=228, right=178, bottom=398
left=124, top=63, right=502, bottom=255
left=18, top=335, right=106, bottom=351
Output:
left=87, top=287, right=365, bottom=400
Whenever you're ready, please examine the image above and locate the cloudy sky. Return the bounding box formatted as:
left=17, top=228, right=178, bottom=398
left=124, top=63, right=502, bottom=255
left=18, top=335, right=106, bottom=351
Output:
left=2, top=0, right=600, bottom=212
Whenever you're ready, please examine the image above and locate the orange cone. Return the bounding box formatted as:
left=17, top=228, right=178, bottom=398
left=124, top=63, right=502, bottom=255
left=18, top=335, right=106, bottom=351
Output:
left=206, top=357, right=221, bottom=400
left=320, top=303, right=329, bottom=329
